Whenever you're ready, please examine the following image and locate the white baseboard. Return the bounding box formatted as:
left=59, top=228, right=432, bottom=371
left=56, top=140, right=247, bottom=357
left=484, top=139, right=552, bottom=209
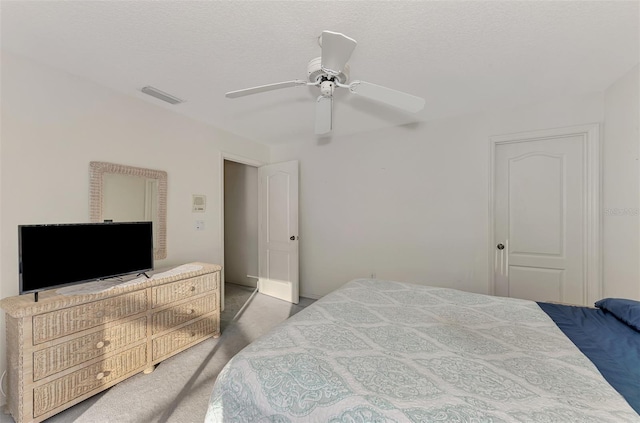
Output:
left=300, top=292, right=322, bottom=300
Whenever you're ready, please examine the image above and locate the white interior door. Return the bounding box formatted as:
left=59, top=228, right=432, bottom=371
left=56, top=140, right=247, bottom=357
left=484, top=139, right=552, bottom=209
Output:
left=492, top=125, right=600, bottom=306
left=258, top=160, right=299, bottom=303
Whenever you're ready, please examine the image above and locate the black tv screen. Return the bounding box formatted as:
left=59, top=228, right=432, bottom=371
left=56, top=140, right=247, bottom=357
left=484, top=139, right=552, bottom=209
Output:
left=19, top=222, right=154, bottom=295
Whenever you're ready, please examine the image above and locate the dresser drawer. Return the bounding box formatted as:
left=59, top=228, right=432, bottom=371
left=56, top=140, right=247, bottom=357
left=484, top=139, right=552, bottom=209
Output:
left=152, top=293, right=216, bottom=335
left=33, top=317, right=147, bottom=381
left=151, top=273, right=218, bottom=308
left=152, top=315, right=217, bottom=361
left=33, top=343, right=147, bottom=417
left=33, top=291, right=148, bottom=345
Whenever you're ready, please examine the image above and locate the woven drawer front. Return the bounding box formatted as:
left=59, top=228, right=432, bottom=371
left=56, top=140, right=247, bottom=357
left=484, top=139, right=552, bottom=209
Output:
left=33, top=291, right=148, bottom=345
left=33, top=343, right=147, bottom=417
left=33, top=317, right=147, bottom=381
left=152, top=293, right=216, bottom=335
left=152, top=273, right=217, bottom=308
left=152, top=315, right=217, bottom=361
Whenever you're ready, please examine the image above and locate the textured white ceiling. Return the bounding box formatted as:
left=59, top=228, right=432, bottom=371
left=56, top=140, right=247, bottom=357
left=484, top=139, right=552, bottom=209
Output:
left=2, top=1, right=638, bottom=146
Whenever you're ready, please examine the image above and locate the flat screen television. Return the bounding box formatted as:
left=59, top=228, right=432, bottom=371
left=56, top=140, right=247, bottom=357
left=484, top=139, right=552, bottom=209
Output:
left=19, top=222, right=154, bottom=298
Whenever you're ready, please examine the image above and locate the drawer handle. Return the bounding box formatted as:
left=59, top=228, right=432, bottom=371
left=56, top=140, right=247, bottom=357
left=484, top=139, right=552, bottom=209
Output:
left=96, top=370, right=110, bottom=380
left=190, top=286, right=196, bottom=292
left=95, top=311, right=105, bottom=319
left=186, top=309, right=194, bottom=315
left=190, top=332, right=196, bottom=337
left=95, top=341, right=105, bottom=349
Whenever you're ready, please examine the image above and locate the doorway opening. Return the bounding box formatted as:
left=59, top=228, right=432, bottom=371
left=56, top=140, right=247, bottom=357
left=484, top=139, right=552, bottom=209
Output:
left=224, top=160, right=259, bottom=288
left=220, top=154, right=300, bottom=312
left=220, top=154, right=263, bottom=313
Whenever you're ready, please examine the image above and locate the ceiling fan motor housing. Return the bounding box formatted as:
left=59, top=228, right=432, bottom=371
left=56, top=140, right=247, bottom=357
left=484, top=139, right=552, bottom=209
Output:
left=307, top=57, right=349, bottom=84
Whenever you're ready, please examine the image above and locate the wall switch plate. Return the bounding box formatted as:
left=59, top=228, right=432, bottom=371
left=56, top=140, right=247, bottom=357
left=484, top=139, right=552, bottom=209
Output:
left=195, top=220, right=205, bottom=231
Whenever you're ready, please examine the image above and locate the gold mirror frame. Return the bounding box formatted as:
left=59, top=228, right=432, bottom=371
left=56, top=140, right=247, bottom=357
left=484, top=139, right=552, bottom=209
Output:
left=89, top=161, right=167, bottom=260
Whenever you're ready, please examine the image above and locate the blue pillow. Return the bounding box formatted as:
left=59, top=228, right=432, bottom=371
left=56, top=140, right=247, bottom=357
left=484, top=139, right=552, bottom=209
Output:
left=594, top=298, right=640, bottom=331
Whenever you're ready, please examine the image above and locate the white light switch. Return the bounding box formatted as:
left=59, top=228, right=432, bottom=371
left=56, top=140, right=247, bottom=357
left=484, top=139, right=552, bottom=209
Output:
left=195, top=220, right=205, bottom=231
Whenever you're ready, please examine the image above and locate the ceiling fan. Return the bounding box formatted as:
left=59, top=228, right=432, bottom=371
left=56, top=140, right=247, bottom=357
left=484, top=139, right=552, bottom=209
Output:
left=225, top=30, right=426, bottom=135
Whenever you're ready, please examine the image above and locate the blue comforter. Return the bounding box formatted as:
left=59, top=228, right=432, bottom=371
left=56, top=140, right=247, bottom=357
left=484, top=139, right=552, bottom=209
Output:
left=538, top=302, right=640, bottom=414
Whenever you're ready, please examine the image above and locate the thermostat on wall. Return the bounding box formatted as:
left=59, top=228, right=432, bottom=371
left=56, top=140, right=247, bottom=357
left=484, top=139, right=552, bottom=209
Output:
left=192, top=195, right=206, bottom=212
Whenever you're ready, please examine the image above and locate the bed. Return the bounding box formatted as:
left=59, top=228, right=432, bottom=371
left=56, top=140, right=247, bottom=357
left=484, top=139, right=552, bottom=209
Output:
left=205, top=278, right=640, bottom=422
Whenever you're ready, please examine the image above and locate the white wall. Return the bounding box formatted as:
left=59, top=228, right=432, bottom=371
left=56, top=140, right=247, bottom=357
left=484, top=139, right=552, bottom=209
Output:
left=0, top=52, right=269, bottom=403
left=0, top=48, right=3, bottom=406
left=603, top=64, right=640, bottom=299
left=272, top=91, right=613, bottom=299
left=224, top=160, right=258, bottom=287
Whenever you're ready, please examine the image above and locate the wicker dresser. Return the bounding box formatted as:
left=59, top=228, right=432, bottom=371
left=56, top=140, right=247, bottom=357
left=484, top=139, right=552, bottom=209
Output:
left=0, top=262, right=221, bottom=423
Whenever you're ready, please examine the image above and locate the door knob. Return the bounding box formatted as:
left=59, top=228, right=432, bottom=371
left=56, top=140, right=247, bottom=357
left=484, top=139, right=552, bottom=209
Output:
left=497, top=243, right=505, bottom=250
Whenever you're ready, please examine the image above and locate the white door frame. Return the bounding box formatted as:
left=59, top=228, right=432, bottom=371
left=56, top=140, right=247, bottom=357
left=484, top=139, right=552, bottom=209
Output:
left=488, top=123, right=601, bottom=305
left=219, top=152, right=266, bottom=311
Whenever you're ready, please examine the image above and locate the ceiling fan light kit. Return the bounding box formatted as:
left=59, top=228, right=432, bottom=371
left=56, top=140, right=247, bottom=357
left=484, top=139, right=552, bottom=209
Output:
left=225, top=30, right=425, bottom=135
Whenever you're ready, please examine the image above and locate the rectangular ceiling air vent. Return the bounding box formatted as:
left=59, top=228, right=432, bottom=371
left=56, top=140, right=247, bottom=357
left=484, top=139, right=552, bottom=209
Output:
left=141, top=86, right=184, bottom=105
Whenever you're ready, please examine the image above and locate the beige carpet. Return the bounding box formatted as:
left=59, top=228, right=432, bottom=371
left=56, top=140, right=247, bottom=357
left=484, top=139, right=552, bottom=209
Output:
left=3, top=284, right=314, bottom=423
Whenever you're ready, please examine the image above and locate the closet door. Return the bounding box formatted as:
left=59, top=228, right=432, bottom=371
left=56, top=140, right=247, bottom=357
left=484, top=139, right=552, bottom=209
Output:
left=492, top=125, right=600, bottom=306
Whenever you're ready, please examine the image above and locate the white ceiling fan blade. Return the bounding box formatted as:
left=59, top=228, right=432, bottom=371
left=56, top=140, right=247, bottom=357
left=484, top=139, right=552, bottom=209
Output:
left=315, top=95, right=333, bottom=135
left=321, top=31, right=357, bottom=76
left=348, top=81, right=425, bottom=113
left=225, top=80, right=306, bottom=98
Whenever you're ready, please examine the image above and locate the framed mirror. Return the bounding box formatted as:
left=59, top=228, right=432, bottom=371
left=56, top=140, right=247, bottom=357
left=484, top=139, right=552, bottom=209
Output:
left=89, top=161, right=167, bottom=259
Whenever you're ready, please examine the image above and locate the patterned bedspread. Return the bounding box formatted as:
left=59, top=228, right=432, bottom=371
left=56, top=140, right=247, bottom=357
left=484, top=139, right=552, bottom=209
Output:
left=205, top=279, right=640, bottom=422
